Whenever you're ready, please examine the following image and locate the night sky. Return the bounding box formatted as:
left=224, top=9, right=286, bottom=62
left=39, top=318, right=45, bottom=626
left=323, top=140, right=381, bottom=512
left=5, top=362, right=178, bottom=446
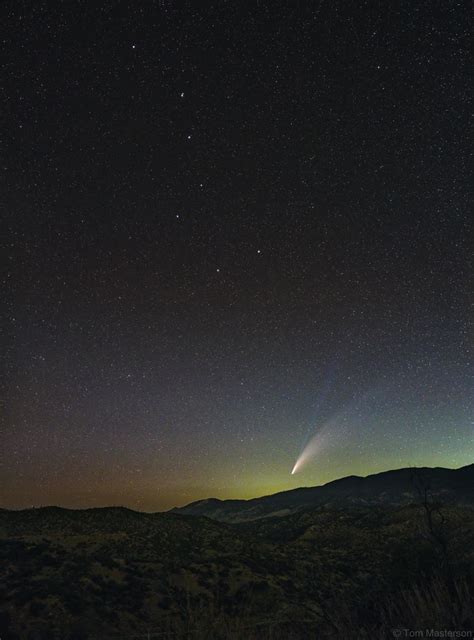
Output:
left=2, top=1, right=472, bottom=511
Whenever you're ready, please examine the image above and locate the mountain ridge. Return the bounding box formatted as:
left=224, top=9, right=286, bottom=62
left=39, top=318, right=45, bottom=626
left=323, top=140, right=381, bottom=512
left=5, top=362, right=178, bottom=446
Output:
left=170, top=463, right=474, bottom=522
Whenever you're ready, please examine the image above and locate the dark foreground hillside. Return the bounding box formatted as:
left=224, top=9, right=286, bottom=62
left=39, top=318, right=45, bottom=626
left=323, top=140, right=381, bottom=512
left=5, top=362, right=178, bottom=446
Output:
left=1, top=502, right=473, bottom=639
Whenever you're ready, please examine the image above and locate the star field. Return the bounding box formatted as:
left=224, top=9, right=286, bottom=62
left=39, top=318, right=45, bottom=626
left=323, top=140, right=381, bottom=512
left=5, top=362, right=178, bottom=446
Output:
left=1, top=1, right=472, bottom=510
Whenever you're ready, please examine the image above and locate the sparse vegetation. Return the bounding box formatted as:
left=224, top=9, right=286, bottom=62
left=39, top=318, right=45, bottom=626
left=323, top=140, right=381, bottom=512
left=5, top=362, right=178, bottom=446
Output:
left=1, top=501, right=473, bottom=639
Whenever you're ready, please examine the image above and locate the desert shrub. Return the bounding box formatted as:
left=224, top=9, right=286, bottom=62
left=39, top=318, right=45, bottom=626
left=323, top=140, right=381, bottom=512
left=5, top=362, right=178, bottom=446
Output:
left=0, top=610, right=14, bottom=636
left=29, top=599, right=46, bottom=616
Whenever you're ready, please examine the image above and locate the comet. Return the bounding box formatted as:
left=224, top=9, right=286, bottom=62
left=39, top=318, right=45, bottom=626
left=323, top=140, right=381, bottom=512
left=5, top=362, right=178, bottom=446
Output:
left=290, top=429, right=326, bottom=474
left=291, top=363, right=340, bottom=474
left=290, top=386, right=381, bottom=474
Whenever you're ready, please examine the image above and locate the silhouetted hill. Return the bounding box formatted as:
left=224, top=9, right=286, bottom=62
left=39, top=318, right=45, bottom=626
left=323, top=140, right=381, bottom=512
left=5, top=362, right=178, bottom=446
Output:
left=170, top=464, right=474, bottom=522
left=1, top=500, right=473, bottom=639
left=1, top=465, right=473, bottom=638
